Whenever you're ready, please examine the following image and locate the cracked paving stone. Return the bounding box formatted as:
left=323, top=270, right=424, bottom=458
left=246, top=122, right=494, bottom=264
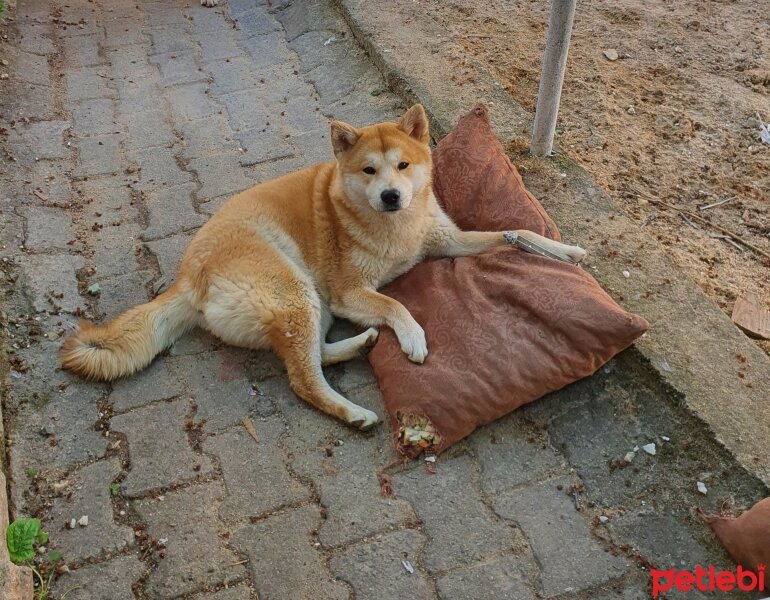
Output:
left=46, top=459, right=135, bottom=563
left=110, top=355, right=185, bottom=413
left=110, top=398, right=214, bottom=496
left=169, top=328, right=222, bottom=357
left=10, top=378, right=107, bottom=494
left=232, top=505, right=349, bottom=600
left=65, top=67, right=116, bottom=103
left=165, top=82, right=221, bottom=122
left=293, top=438, right=417, bottom=547
left=130, top=147, right=195, bottom=192
left=392, top=455, right=516, bottom=573
left=179, top=348, right=273, bottom=430
left=203, top=417, right=311, bottom=520
left=436, top=555, right=538, bottom=600
left=136, top=482, right=246, bottom=598
left=140, top=183, right=207, bottom=241
left=493, top=476, right=628, bottom=597
left=63, top=34, right=106, bottom=68
left=74, top=133, right=123, bottom=178
left=150, top=51, right=209, bottom=87
left=120, top=108, right=176, bottom=151
left=19, top=206, right=74, bottom=253
left=5, top=120, right=70, bottom=161
left=76, top=178, right=140, bottom=227
left=187, top=153, right=253, bottom=200
left=90, top=223, right=142, bottom=278
left=20, top=254, right=86, bottom=313
left=177, top=115, right=241, bottom=160
left=72, top=99, right=118, bottom=136
left=190, top=585, right=253, bottom=600
left=52, top=554, right=146, bottom=600
left=469, top=415, right=564, bottom=495
left=329, top=529, right=431, bottom=600
left=95, top=269, right=153, bottom=320
left=145, top=231, right=196, bottom=280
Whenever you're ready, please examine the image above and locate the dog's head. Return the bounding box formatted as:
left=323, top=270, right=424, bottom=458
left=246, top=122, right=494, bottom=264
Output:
left=330, top=104, right=431, bottom=214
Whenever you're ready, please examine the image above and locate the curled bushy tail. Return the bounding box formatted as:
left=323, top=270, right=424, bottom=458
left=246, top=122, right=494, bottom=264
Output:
left=60, top=285, right=197, bottom=381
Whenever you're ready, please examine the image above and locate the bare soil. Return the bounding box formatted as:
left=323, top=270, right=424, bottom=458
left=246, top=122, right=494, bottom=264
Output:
left=424, top=0, right=770, bottom=352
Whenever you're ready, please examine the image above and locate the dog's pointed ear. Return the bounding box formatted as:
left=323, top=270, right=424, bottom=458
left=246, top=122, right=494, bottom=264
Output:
left=330, top=121, right=360, bottom=156
left=398, top=104, right=430, bottom=144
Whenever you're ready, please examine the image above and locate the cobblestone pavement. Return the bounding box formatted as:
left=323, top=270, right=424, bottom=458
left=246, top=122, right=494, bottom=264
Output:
left=0, top=1, right=766, bottom=599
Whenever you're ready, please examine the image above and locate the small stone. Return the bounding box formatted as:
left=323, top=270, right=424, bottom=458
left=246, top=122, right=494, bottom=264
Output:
left=69, top=518, right=77, bottom=529
left=627, top=106, right=636, bottom=115
left=78, top=515, right=89, bottom=527
left=603, top=49, right=619, bottom=61
left=642, top=443, right=656, bottom=456
left=696, top=481, right=708, bottom=495
left=623, top=451, right=636, bottom=463
left=674, top=46, right=683, bottom=54
left=661, top=436, right=670, bottom=442
left=622, top=270, right=631, bottom=278
left=598, top=515, right=609, bottom=524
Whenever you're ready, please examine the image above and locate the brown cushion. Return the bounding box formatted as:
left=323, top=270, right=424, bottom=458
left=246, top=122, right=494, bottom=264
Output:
left=432, top=105, right=561, bottom=239
left=368, top=104, right=649, bottom=455
left=702, top=498, right=770, bottom=584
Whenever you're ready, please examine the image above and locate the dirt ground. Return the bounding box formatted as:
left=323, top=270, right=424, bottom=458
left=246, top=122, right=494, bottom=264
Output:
left=424, top=0, right=770, bottom=352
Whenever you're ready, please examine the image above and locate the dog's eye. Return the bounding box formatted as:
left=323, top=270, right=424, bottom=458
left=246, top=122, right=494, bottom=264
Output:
left=363, top=166, right=376, bottom=175
left=398, top=161, right=409, bottom=170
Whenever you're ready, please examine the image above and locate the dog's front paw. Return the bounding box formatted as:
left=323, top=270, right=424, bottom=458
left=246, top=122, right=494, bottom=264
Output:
left=201, top=0, right=219, bottom=6
left=396, top=321, right=428, bottom=364
left=562, top=244, right=586, bottom=264
left=347, top=405, right=380, bottom=431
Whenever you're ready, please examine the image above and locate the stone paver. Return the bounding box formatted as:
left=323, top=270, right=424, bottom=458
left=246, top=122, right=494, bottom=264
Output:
left=203, top=418, right=311, bottom=520
left=329, top=529, right=433, bottom=600
left=493, top=477, right=628, bottom=597
left=1, top=0, right=757, bottom=598
left=232, top=505, right=349, bottom=600
left=110, top=399, right=214, bottom=496
left=294, top=439, right=417, bottom=547
left=52, top=555, right=146, bottom=600
left=435, top=555, right=537, bottom=600
left=136, top=482, right=247, bottom=598
left=46, top=459, right=135, bottom=563
left=395, top=455, right=518, bottom=574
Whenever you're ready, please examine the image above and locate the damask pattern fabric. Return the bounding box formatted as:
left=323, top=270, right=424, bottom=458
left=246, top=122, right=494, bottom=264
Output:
left=368, top=104, right=649, bottom=455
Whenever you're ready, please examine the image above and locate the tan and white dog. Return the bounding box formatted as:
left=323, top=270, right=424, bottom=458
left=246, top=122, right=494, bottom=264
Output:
left=60, top=105, right=585, bottom=429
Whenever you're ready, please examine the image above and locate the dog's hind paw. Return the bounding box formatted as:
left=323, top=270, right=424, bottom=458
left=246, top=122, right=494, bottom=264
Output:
left=201, top=0, right=219, bottom=6
left=347, top=406, right=380, bottom=431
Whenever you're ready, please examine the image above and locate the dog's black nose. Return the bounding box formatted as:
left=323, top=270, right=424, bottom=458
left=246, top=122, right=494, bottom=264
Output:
left=380, top=188, right=401, bottom=207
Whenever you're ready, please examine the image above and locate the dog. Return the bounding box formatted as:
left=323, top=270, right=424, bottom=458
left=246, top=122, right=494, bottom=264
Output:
left=60, top=105, right=585, bottom=430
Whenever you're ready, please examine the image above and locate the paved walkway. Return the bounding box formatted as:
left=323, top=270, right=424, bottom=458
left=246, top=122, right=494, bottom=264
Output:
left=0, top=1, right=762, bottom=599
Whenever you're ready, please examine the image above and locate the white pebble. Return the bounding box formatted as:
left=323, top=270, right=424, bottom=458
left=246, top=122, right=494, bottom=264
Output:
left=598, top=515, right=609, bottom=523
left=622, top=270, right=631, bottom=278
left=642, top=443, right=657, bottom=456
left=78, top=515, right=89, bottom=527
left=623, top=451, right=636, bottom=463
left=661, top=436, right=670, bottom=442
left=69, top=518, right=77, bottom=529
left=697, top=481, right=708, bottom=495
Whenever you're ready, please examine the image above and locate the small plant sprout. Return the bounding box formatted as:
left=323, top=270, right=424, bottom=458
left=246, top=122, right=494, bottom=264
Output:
left=5, top=518, right=63, bottom=600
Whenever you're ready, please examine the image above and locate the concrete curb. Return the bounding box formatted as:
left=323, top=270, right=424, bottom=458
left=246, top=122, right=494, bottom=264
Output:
left=334, top=0, right=770, bottom=489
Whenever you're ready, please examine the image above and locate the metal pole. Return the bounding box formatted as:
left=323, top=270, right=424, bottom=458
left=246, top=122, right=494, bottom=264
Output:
left=530, top=0, right=577, bottom=156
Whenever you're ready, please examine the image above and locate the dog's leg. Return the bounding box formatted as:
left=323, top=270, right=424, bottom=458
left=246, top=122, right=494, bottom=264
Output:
left=322, top=328, right=379, bottom=366
left=270, top=304, right=379, bottom=430
left=333, top=289, right=427, bottom=363
left=425, top=214, right=586, bottom=263
left=201, top=0, right=219, bottom=6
